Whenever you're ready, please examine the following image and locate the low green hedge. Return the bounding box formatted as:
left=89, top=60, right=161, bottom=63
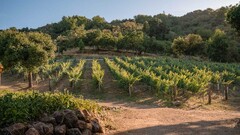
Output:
left=0, top=90, right=100, bottom=128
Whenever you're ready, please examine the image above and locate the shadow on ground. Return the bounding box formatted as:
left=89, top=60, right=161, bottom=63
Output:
left=114, top=119, right=240, bottom=135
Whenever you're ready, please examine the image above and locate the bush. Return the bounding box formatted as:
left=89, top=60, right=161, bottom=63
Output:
left=0, top=91, right=100, bottom=127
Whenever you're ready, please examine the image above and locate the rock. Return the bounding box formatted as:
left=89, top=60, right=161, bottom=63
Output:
left=91, top=119, right=104, bottom=133
left=82, top=110, right=92, bottom=123
left=82, top=110, right=91, bottom=118
left=172, top=101, right=182, bottom=107
left=66, top=128, right=82, bottom=135
left=234, top=118, right=240, bottom=128
left=27, top=124, right=34, bottom=129
left=25, top=128, right=40, bottom=135
left=77, top=120, right=87, bottom=131
left=86, top=123, right=92, bottom=131
left=40, top=116, right=56, bottom=125
left=75, top=109, right=87, bottom=121
left=54, top=125, right=66, bottom=135
left=6, top=123, right=27, bottom=135
left=82, top=129, right=92, bottom=135
left=33, top=122, right=53, bottom=135
left=99, top=125, right=104, bottom=133
left=53, top=111, right=65, bottom=125
left=63, top=109, right=78, bottom=128
left=0, top=128, right=9, bottom=135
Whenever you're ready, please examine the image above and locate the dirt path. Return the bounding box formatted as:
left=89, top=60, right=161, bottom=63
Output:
left=77, top=60, right=93, bottom=96
left=100, top=102, right=240, bottom=135
left=77, top=59, right=127, bottom=101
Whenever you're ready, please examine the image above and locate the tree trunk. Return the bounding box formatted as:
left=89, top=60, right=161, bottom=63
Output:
left=129, top=85, right=132, bottom=96
left=173, top=86, right=177, bottom=101
left=49, top=78, right=52, bottom=91
left=170, top=88, right=173, bottom=101
left=217, top=83, right=220, bottom=91
left=28, top=72, right=33, bottom=88
left=98, top=82, right=101, bottom=91
left=225, top=85, right=229, bottom=100
left=70, top=81, right=73, bottom=88
left=73, top=82, right=75, bottom=90
left=208, top=87, right=212, bottom=104
left=0, top=73, right=2, bottom=86
left=55, top=71, right=58, bottom=78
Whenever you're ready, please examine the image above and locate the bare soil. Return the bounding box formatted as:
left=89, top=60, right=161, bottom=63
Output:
left=0, top=56, right=240, bottom=135
left=101, top=102, right=240, bottom=135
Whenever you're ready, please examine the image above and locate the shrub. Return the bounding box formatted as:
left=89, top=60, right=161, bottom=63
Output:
left=0, top=91, right=100, bottom=127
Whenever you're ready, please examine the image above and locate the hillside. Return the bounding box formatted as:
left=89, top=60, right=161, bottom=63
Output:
left=31, top=6, right=240, bottom=62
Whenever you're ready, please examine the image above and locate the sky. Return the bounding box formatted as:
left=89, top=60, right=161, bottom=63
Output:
left=1, top=0, right=239, bottom=29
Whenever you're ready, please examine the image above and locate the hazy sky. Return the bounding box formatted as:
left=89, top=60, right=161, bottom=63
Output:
left=1, top=0, right=239, bottom=29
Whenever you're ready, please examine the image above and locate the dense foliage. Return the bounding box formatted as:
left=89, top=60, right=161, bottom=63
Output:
left=0, top=90, right=100, bottom=128
left=227, top=3, right=240, bottom=34
left=0, top=30, right=56, bottom=87
left=92, top=60, right=104, bottom=90
left=66, top=60, right=86, bottom=88
left=1, top=6, right=240, bottom=62
left=109, top=56, right=239, bottom=101
left=172, top=34, right=205, bottom=56
left=105, top=58, right=141, bottom=96
left=207, top=29, right=229, bottom=62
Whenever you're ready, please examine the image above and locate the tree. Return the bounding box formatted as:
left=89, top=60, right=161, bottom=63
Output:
left=184, top=34, right=204, bottom=55
left=98, top=29, right=116, bottom=49
left=134, top=15, right=152, bottom=24
left=120, top=21, right=142, bottom=34
left=56, top=25, right=86, bottom=53
left=88, top=16, right=109, bottom=30
left=143, top=21, right=150, bottom=34
left=171, top=36, right=188, bottom=55
left=171, top=34, right=204, bottom=56
left=56, top=35, right=69, bottom=54
left=227, top=3, right=240, bottom=34
left=0, top=30, right=56, bottom=88
left=121, top=31, right=144, bottom=54
left=207, top=29, right=229, bottom=62
left=147, top=18, right=169, bottom=40
left=226, top=3, right=240, bottom=62
left=84, top=29, right=102, bottom=50
left=196, top=29, right=213, bottom=40
left=76, top=38, right=85, bottom=51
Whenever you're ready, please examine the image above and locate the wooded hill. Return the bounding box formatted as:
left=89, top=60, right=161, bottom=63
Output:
left=12, top=6, right=240, bottom=62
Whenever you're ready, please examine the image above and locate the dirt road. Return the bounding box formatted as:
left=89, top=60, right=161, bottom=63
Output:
left=100, top=102, right=240, bottom=135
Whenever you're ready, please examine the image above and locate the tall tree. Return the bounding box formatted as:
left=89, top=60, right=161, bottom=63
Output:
left=121, top=31, right=144, bottom=54
left=227, top=3, right=240, bottom=34
left=84, top=29, right=102, bottom=50
left=184, top=34, right=204, bottom=55
left=171, top=37, right=188, bottom=55
left=99, top=29, right=116, bottom=49
left=146, top=18, right=169, bottom=40
left=171, top=34, right=204, bottom=56
left=0, top=30, right=56, bottom=88
left=207, top=29, right=229, bottom=62
left=88, top=16, right=109, bottom=30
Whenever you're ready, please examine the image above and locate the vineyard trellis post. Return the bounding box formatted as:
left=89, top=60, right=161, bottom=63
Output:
left=173, top=86, right=177, bottom=101
left=28, top=72, right=33, bottom=88
left=0, top=72, right=2, bottom=86
left=208, top=84, right=212, bottom=104
left=0, top=65, right=3, bottom=86
left=49, top=77, right=52, bottom=91
left=224, top=85, right=229, bottom=100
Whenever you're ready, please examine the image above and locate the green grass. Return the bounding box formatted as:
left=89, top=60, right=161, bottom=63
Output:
left=0, top=90, right=101, bottom=128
